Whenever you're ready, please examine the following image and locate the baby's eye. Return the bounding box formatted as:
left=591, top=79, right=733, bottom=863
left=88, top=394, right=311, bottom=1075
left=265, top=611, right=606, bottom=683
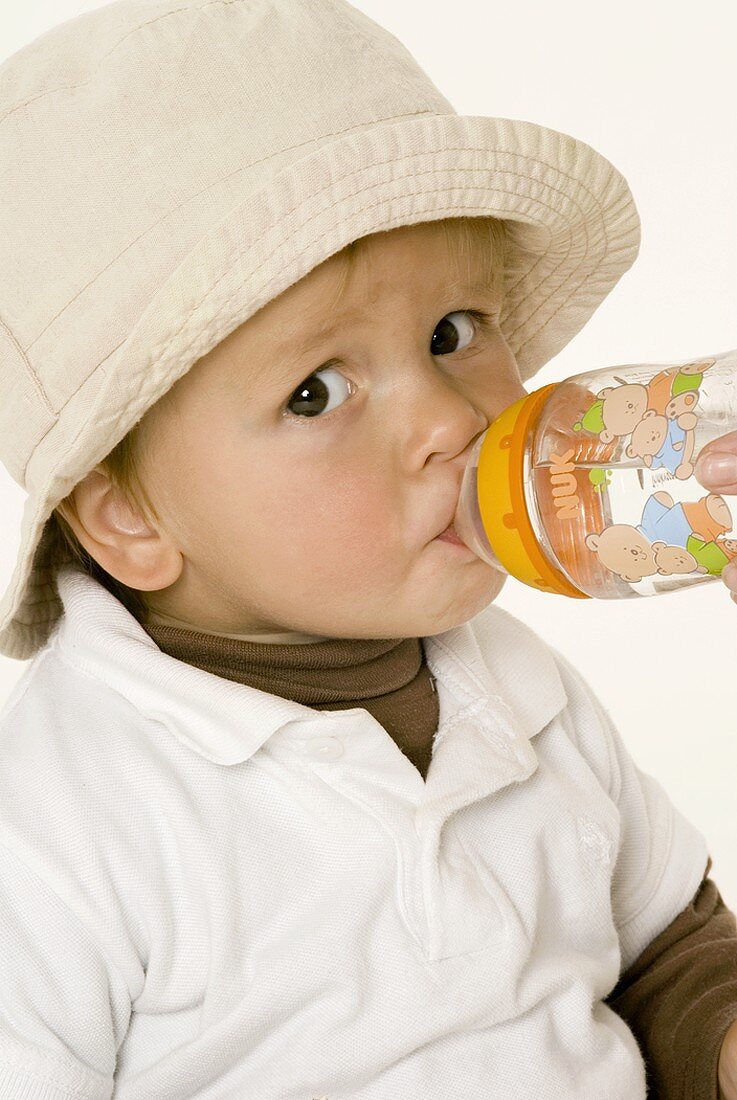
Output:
left=430, top=310, right=486, bottom=356
left=283, top=364, right=353, bottom=422
left=282, top=310, right=490, bottom=422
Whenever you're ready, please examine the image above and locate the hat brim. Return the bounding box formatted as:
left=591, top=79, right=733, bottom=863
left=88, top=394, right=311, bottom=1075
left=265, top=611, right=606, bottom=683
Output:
left=0, top=112, right=640, bottom=660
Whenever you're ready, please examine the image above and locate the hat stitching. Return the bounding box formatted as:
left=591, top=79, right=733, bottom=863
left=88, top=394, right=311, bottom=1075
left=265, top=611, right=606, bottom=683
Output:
left=21, top=135, right=578, bottom=371
left=24, top=116, right=444, bottom=359
left=19, top=132, right=616, bottom=370
left=38, top=136, right=612, bottom=363
left=140, top=153, right=613, bottom=345
left=209, top=108, right=439, bottom=175
left=172, top=162, right=585, bottom=339
left=0, top=0, right=435, bottom=132
left=0, top=0, right=256, bottom=126
left=26, top=155, right=594, bottom=466
left=32, top=178, right=594, bottom=491
left=19, top=162, right=610, bottom=510
left=139, top=175, right=590, bottom=377
left=0, top=316, right=55, bottom=418
left=20, top=353, right=123, bottom=486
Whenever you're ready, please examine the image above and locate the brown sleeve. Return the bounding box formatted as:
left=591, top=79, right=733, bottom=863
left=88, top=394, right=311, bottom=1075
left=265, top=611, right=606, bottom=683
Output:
left=603, top=857, right=737, bottom=1099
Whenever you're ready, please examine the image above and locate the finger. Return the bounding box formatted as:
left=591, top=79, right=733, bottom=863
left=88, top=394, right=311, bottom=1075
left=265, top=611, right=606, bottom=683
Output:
left=723, top=561, right=737, bottom=593
left=693, top=450, right=737, bottom=495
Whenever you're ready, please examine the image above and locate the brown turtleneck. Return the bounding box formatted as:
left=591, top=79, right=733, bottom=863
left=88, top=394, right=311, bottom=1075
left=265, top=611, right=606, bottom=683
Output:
left=143, top=617, right=440, bottom=779
left=142, top=617, right=737, bottom=1099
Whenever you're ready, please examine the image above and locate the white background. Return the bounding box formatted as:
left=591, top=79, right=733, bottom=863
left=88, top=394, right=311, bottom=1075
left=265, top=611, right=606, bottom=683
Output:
left=1, top=1, right=736, bottom=906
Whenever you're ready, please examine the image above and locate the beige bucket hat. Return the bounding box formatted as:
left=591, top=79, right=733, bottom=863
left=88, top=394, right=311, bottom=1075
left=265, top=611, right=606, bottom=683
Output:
left=0, top=0, right=640, bottom=661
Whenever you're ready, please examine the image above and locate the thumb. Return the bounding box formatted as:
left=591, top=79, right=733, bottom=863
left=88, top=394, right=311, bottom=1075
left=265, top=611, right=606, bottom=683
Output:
left=694, top=433, right=737, bottom=494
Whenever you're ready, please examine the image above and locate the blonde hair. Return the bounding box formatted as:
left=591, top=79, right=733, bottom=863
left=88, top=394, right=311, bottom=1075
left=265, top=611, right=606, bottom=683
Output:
left=50, top=215, right=509, bottom=619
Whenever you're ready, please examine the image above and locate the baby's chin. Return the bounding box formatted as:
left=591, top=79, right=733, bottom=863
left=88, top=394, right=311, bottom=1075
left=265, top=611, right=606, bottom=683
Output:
left=435, top=571, right=507, bottom=631
left=225, top=555, right=507, bottom=640
left=290, top=574, right=505, bottom=640
left=395, top=565, right=507, bottom=638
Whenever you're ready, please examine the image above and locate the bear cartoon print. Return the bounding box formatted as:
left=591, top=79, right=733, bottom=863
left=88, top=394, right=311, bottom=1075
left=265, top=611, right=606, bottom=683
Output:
left=573, top=358, right=716, bottom=449
left=583, top=521, right=707, bottom=583
left=567, top=355, right=737, bottom=589
left=626, top=410, right=697, bottom=479
left=585, top=491, right=733, bottom=584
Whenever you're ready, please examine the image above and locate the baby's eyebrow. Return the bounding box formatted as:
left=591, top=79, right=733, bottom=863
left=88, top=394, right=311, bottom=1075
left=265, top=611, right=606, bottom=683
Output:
left=286, top=277, right=499, bottom=357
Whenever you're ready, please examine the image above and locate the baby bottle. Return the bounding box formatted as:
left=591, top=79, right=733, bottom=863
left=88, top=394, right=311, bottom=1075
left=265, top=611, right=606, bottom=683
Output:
left=453, top=348, right=737, bottom=599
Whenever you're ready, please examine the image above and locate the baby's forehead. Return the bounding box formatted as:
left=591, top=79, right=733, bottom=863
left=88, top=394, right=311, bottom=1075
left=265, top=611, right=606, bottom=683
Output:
left=317, top=242, right=495, bottom=307
left=298, top=222, right=501, bottom=302
left=260, top=251, right=496, bottom=337
left=279, top=275, right=494, bottom=357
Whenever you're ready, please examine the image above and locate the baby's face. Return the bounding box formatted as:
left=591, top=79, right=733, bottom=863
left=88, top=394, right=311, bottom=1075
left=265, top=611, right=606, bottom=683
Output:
left=125, top=220, right=526, bottom=638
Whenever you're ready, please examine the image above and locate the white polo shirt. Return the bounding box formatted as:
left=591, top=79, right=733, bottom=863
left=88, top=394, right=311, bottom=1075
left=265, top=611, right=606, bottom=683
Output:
left=0, top=563, right=708, bottom=1099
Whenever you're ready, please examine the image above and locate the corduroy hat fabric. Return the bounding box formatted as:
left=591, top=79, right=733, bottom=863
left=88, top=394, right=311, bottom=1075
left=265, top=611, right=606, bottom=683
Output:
left=0, top=0, right=641, bottom=661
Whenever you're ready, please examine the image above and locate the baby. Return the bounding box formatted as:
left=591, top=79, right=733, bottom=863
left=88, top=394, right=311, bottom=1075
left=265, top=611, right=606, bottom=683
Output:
left=0, top=2, right=736, bottom=1099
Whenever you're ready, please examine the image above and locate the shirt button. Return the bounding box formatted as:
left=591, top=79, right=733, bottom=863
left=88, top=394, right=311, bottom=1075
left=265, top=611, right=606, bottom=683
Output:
left=305, top=736, right=344, bottom=761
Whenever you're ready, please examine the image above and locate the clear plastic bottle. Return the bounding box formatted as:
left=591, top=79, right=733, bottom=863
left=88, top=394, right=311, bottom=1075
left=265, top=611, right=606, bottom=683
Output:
left=454, top=348, right=737, bottom=599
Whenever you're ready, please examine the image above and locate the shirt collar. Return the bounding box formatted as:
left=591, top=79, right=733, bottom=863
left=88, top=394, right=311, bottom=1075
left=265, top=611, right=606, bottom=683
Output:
left=52, top=564, right=567, bottom=765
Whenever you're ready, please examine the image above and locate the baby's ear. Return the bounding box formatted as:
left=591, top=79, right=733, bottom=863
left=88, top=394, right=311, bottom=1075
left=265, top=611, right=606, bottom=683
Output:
left=600, top=429, right=613, bottom=444
left=585, top=533, right=600, bottom=551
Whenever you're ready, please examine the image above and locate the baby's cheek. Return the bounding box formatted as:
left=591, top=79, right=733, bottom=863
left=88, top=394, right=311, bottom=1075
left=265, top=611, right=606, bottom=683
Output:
left=306, top=492, right=400, bottom=578
left=270, top=452, right=409, bottom=575
left=329, top=468, right=393, bottom=534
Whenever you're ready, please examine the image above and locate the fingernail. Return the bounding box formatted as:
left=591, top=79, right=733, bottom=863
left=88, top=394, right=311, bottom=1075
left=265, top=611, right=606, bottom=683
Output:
left=695, top=452, right=737, bottom=488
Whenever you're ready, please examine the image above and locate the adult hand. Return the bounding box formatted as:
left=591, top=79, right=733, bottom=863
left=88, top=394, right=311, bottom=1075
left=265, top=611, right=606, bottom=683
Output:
left=718, top=1017, right=737, bottom=1099
left=694, top=438, right=737, bottom=601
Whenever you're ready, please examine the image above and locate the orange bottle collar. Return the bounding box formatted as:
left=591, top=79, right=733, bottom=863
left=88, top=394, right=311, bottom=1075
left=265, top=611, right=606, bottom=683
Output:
left=477, top=385, right=589, bottom=599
